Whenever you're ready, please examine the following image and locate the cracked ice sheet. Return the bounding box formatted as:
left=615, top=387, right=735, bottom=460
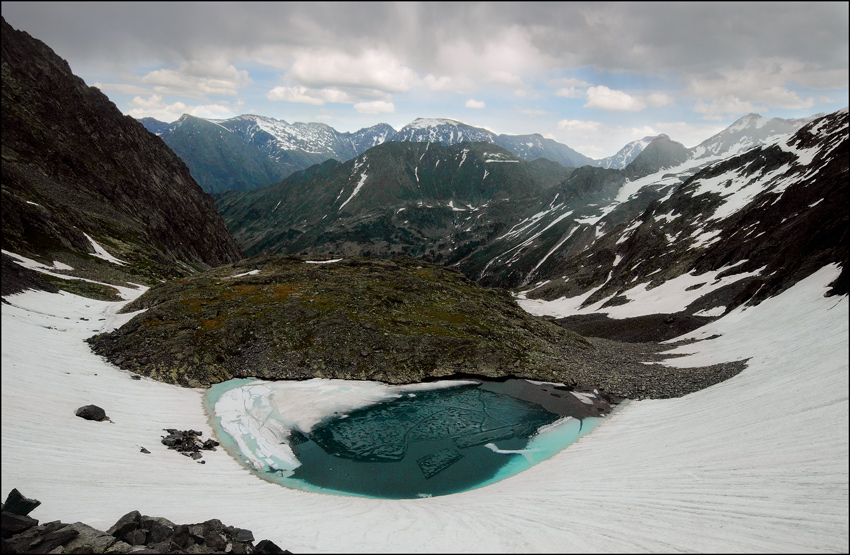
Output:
left=2, top=266, right=847, bottom=552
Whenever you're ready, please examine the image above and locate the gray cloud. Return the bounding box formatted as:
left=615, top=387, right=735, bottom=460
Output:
left=3, top=2, right=846, bottom=80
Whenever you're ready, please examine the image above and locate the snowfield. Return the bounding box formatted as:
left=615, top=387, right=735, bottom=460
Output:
left=1, top=265, right=847, bottom=552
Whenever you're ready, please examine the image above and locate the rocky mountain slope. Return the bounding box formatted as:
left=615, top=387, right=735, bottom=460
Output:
left=1, top=17, right=242, bottom=285
left=522, top=108, right=848, bottom=319
left=215, top=141, right=575, bottom=263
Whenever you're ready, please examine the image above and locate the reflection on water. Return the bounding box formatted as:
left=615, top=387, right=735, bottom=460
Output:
left=206, top=378, right=620, bottom=499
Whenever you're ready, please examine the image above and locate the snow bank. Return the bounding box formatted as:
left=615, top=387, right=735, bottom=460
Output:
left=1, top=265, right=847, bottom=552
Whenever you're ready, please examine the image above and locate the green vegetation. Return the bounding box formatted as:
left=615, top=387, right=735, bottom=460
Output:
left=88, top=255, right=593, bottom=388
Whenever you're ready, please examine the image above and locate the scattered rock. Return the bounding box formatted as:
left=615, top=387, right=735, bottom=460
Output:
left=75, top=405, right=108, bottom=422
left=140, top=447, right=150, bottom=454
left=160, top=429, right=218, bottom=462
left=1, top=489, right=292, bottom=553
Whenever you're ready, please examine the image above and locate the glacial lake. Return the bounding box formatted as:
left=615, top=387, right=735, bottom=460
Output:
left=205, top=377, right=620, bottom=499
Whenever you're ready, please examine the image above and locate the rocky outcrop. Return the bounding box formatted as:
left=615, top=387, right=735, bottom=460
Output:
left=0, top=489, right=290, bottom=554
left=1, top=17, right=243, bottom=283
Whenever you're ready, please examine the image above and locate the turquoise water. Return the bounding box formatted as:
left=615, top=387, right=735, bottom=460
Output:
left=205, top=378, right=614, bottom=499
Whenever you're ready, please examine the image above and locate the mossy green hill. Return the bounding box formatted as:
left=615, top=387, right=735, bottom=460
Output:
left=88, top=255, right=746, bottom=399
left=87, top=255, right=596, bottom=387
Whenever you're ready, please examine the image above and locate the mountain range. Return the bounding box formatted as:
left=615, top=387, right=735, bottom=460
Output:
left=141, top=111, right=819, bottom=195
left=216, top=108, right=846, bottom=321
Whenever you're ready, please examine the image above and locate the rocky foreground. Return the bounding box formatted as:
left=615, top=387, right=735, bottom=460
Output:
left=88, top=255, right=745, bottom=399
left=1, top=489, right=289, bottom=554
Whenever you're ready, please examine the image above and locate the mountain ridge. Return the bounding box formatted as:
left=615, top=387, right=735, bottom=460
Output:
left=140, top=111, right=821, bottom=195
left=1, top=16, right=243, bottom=286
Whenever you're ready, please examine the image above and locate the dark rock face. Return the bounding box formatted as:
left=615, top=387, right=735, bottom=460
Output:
left=1, top=17, right=243, bottom=282
left=1, top=490, right=291, bottom=554
left=75, top=404, right=108, bottom=421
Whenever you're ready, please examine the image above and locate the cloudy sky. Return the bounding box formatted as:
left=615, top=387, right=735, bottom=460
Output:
left=3, top=2, right=848, bottom=158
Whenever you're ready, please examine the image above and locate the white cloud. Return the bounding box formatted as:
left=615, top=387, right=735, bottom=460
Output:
left=266, top=86, right=352, bottom=105
left=137, top=59, right=251, bottom=98
left=353, top=100, right=395, bottom=114
left=555, top=87, right=585, bottom=99
left=582, top=86, right=674, bottom=112
left=423, top=73, right=475, bottom=94
left=465, top=99, right=486, bottom=109
left=125, top=94, right=238, bottom=122
left=584, top=86, right=646, bottom=111
left=288, top=48, right=417, bottom=94
left=556, top=119, right=602, bottom=133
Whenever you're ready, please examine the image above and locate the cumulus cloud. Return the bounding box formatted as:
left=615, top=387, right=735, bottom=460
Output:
left=138, top=59, right=251, bottom=98
left=556, top=119, right=602, bottom=133
left=583, top=86, right=672, bottom=112
left=125, top=94, right=238, bottom=122
left=266, top=86, right=352, bottom=105
left=465, top=99, right=486, bottom=109
left=287, top=49, right=417, bottom=94
left=555, top=87, right=585, bottom=99
left=353, top=100, right=395, bottom=114
left=423, top=73, right=475, bottom=94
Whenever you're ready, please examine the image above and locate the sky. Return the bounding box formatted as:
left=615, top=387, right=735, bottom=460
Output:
left=2, top=2, right=848, bottom=158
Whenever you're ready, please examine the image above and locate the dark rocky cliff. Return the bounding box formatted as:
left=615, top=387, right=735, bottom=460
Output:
left=1, top=17, right=242, bottom=282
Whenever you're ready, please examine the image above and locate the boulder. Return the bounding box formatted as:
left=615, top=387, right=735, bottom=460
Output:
left=106, top=510, right=140, bottom=539
left=2, top=489, right=42, bottom=516
left=75, top=405, right=107, bottom=422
